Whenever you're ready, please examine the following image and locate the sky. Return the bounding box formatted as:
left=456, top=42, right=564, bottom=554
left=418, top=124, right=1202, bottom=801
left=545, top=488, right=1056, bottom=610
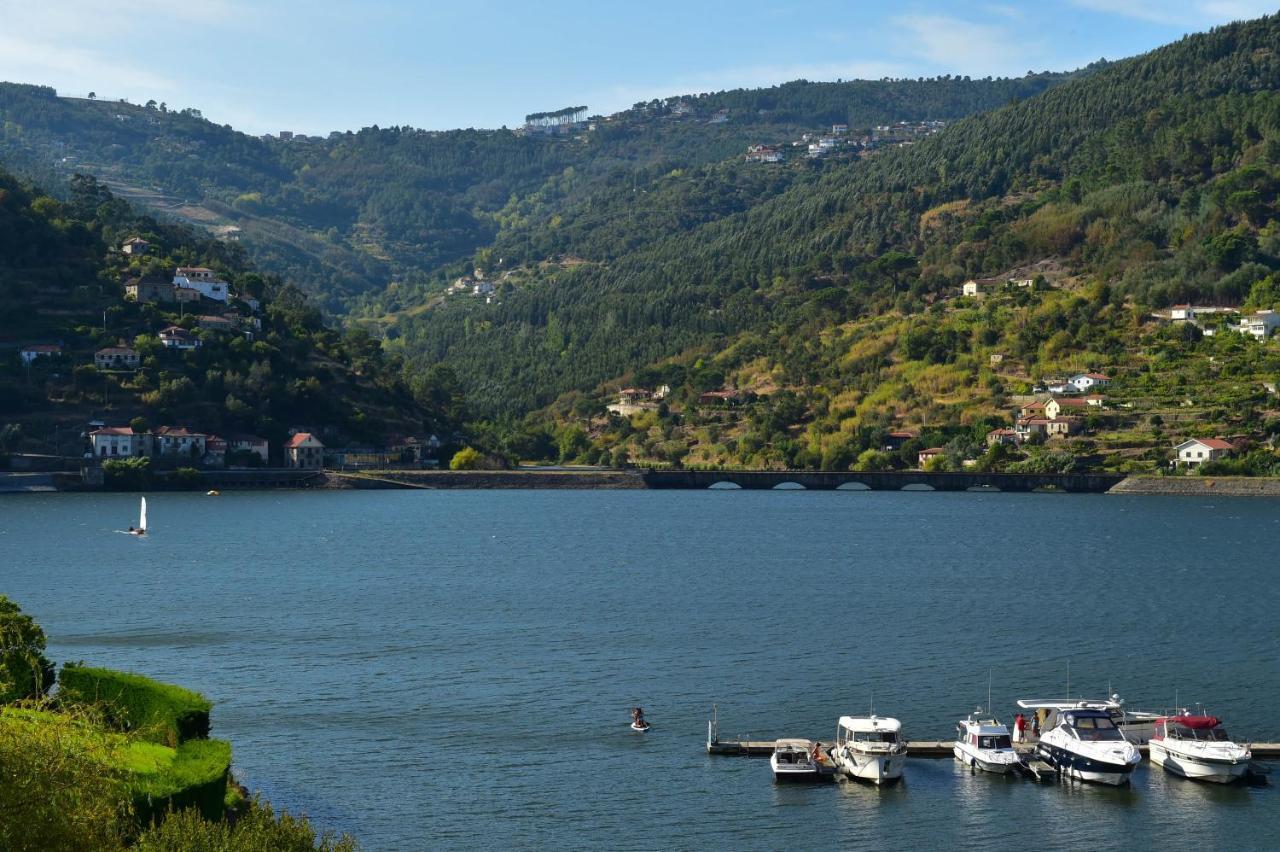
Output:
left=0, top=0, right=1275, bottom=135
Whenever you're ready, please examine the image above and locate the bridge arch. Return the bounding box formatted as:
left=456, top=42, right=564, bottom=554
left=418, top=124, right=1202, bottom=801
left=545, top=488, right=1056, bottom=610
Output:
left=836, top=481, right=871, bottom=491
left=900, top=483, right=936, bottom=491
left=772, top=482, right=807, bottom=490
left=707, top=481, right=743, bottom=490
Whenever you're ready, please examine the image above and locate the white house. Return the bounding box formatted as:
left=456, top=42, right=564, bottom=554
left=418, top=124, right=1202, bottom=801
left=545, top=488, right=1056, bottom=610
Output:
left=285, top=432, right=325, bottom=469
left=173, top=274, right=229, bottom=302
left=1236, top=310, right=1280, bottom=340
left=159, top=326, right=201, bottom=350
left=1070, top=373, right=1111, bottom=392
left=227, top=434, right=270, bottom=464
left=94, top=346, right=141, bottom=370
left=153, top=426, right=207, bottom=458
left=19, top=343, right=62, bottom=364
left=1044, top=396, right=1089, bottom=420
left=1175, top=438, right=1234, bottom=467
left=89, top=427, right=144, bottom=458
left=962, top=280, right=982, bottom=298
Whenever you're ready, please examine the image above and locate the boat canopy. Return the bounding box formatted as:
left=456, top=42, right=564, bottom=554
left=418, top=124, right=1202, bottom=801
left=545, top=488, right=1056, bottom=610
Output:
left=1162, top=715, right=1220, bottom=729
left=774, top=738, right=814, bottom=748
left=838, top=715, right=901, bottom=733
left=960, top=718, right=1010, bottom=735
left=1017, top=698, right=1118, bottom=711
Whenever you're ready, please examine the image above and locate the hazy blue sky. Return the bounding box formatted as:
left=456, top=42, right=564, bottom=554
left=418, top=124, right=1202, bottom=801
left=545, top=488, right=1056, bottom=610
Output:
left=0, top=1, right=1274, bottom=135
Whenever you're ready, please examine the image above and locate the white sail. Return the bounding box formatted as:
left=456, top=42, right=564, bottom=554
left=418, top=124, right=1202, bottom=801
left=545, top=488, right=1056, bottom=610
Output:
left=139, top=497, right=147, bottom=532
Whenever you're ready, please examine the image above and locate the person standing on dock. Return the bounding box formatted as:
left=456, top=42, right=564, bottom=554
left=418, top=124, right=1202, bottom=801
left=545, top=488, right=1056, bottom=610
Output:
left=1013, top=713, right=1027, bottom=743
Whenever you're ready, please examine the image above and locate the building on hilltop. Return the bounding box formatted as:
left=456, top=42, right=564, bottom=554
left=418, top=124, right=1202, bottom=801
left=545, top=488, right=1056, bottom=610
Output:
left=285, top=432, right=325, bottom=469
left=94, top=346, right=140, bottom=370
left=1070, top=373, right=1111, bottom=392
left=1235, top=310, right=1280, bottom=340
left=121, top=236, right=150, bottom=255
left=159, top=326, right=201, bottom=350
left=173, top=268, right=229, bottom=302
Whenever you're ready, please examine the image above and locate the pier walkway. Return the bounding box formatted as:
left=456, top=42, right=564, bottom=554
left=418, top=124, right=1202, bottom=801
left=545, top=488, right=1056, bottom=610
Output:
left=706, top=738, right=1280, bottom=759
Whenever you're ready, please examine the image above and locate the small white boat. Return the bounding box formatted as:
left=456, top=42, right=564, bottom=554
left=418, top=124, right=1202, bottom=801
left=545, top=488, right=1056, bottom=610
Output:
left=832, top=715, right=906, bottom=785
left=770, top=739, right=836, bottom=782
left=1021, top=701, right=1140, bottom=785
left=1149, top=714, right=1251, bottom=784
left=954, top=711, right=1020, bottom=774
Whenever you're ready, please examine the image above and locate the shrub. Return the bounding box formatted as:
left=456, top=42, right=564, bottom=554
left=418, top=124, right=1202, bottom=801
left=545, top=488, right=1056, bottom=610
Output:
left=0, top=707, right=134, bottom=851
left=449, top=447, right=482, bottom=470
left=132, top=739, right=231, bottom=826
left=103, top=456, right=152, bottom=490
left=134, top=798, right=359, bottom=851
left=0, top=596, right=55, bottom=703
left=57, top=666, right=211, bottom=746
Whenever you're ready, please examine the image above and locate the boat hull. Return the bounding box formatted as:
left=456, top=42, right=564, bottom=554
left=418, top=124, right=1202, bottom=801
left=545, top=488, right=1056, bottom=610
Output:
left=1036, top=742, right=1136, bottom=786
left=1150, top=743, right=1250, bottom=784
left=834, top=748, right=904, bottom=785
left=953, top=745, right=1018, bottom=774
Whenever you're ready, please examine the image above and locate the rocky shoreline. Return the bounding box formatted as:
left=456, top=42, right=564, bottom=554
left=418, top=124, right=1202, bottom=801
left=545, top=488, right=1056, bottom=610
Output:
left=1110, top=475, right=1280, bottom=497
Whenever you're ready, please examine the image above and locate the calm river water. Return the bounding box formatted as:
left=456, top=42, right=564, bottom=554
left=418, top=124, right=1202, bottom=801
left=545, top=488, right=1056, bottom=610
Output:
left=2, top=490, right=1278, bottom=850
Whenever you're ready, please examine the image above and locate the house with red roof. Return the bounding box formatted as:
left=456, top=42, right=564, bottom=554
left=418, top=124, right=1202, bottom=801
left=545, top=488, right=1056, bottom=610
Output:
left=153, top=426, right=207, bottom=459
left=89, top=426, right=145, bottom=458
left=285, top=432, right=325, bottom=469
left=917, top=447, right=945, bottom=467
left=159, top=326, right=201, bottom=350
left=1070, top=372, right=1112, bottom=392
left=1174, top=438, right=1235, bottom=467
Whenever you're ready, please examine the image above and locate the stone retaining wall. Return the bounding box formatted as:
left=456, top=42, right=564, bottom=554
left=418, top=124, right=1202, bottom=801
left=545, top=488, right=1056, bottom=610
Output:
left=1110, top=475, right=1280, bottom=497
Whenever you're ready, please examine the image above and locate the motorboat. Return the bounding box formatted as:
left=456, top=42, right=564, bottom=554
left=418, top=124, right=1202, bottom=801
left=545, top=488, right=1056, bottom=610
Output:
left=770, top=738, right=836, bottom=782
left=954, top=710, right=1021, bottom=774
left=1018, top=695, right=1160, bottom=744
left=832, top=715, right=906, bottom=785
left=1149, top=714, right=1251, bottom=784
left=1021, top=701, right=1140, bottom=785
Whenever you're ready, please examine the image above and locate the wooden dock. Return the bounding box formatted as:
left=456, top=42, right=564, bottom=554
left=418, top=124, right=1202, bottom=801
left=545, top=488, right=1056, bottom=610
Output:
left=707, top=739, right=1280, bottom=760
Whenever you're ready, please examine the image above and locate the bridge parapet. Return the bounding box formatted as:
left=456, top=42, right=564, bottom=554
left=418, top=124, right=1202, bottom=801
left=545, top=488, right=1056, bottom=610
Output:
left=639, top=469, right=1123, bottom=493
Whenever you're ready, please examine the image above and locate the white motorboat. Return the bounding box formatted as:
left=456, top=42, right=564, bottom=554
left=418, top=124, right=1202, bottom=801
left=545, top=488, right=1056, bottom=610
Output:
left=1019, top=695, right=1160, bottom=744
left=954, top=711, right=1020, bottom=774
left=770, top=739, right=836, bottom=782
left=1149, top=714, right=1251, bottom=784
left=832, top=715, right=906, bottom=785
left=1021, top=701, right=1140, bottom=785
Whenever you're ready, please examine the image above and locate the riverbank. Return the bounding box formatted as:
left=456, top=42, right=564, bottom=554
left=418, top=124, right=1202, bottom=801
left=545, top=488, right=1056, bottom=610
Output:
left=1109, top=475, right=1280, bottom=497
left=325, top=469, right=646, bottom=489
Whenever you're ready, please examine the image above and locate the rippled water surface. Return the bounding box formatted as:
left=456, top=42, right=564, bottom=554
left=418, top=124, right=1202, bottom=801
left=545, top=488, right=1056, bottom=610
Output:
left=2, top=490, right=1278, bottom=850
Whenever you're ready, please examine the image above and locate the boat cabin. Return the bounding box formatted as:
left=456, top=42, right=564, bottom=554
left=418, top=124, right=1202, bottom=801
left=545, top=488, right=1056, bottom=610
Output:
left=836, top=715, right=901, bottom=747
left=1060, top=709, right=1126, bottom=742
left=1153, top=715, right=1230, bottom=743
left=956, top=719, right=1012, bottom=750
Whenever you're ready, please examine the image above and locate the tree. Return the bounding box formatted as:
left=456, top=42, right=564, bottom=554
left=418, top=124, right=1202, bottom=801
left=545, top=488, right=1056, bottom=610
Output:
left=449, top=447, right=482, bottom=470
left=852, top=448, right=892, bottom=471
left=87, top=92, right=96, bottom=99
left=0, top=596, right=55, bottom=703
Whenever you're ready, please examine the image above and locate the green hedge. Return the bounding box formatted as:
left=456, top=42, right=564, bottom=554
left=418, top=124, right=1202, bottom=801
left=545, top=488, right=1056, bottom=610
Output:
left=132, top=738, right=231, bottom=827
left=57, top=665, right=211, bottom=746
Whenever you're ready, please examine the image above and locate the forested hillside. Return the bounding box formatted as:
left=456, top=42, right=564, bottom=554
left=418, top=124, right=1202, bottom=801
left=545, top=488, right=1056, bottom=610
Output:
left=0, top=170, right=456, bottom=460
left=0, top=74, right=1071, bottom=309
left=394, top=14, right=1280, bottom=421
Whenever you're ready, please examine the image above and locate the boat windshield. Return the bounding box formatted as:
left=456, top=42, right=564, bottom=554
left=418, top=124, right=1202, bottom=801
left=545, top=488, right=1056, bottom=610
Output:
left=978, top=735, right=1012, bottom=749
left=852, top=730, right=898, bottom=743
left=1068, top=714, right=1125, bottom=741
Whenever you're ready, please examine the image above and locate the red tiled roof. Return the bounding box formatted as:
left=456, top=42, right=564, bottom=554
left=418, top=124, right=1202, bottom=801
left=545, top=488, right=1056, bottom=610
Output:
left=155, top=427, right=205, bottom=438
left=285, top=432, right=322, bottom=448
left=919, top=447, right=945, bottom=454
left=96, top=346, right=137, bottom=355
left=1052, top=397, right=1088, bottom=407
left=91, top=427, right=134, bottom=436
left=888, top=430, right=918, bottom=438
left=1196, top=438, right=1234, bottom=451
left=1081, top=373, right=1111, bottom=380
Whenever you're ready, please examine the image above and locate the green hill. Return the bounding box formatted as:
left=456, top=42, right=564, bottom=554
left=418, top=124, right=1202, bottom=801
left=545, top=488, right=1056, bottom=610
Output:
left=0, top=74, right=1072, bottom=310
